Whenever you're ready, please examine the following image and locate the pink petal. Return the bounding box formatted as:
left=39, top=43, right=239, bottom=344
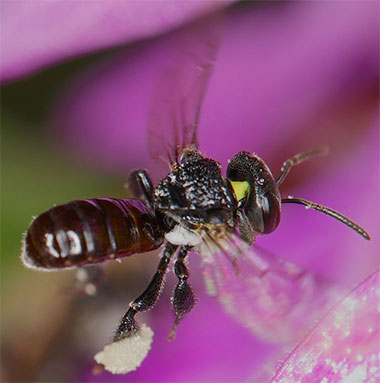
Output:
left=1, top=1, right=235, bottom=82
left=271, top=269, right=380, bottom=383
left=50, top=2, right=378, bottom=174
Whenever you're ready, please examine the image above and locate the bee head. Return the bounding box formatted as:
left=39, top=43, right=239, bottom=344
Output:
left=227, top=151, right=281, bottom=234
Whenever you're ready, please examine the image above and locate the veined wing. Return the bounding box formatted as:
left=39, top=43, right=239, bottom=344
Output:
left=200, top=234, right=345, bottom=343
left=147, top=14, right=223, bottom=169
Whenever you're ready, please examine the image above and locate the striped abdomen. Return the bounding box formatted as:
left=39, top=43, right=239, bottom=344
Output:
left=22, top=198, right=164, bottom=270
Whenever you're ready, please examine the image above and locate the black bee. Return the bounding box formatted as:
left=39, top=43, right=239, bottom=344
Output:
left=22, top=15, right=370, bottom=356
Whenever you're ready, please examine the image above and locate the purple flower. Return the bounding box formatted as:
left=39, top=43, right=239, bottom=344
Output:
left=3, top=1, right=379, bottom=382
left=1, top=1, right=235, bottom=83
left=271, top=269, right=380, bottom=383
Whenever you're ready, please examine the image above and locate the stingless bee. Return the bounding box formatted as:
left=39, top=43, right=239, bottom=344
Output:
left=21, top=15, right=370, bottom=374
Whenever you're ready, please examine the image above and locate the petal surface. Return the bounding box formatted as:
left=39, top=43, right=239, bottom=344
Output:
left=1, top=0, right=234, bottom=82
left=271, top=269, right=380, bottom=383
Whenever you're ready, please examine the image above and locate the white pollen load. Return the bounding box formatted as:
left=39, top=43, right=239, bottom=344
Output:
left=165, top=225, right=202, bottom=247
left=94, top=324, right=153, bottom=374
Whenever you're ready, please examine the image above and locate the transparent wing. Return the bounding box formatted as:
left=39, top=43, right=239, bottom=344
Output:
left=147, top=14, right=223, bottom=169
left=200, top=234, right=345, bottom=343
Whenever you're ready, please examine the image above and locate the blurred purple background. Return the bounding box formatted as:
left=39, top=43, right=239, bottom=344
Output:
left=1, top=1, right=379, bottom=382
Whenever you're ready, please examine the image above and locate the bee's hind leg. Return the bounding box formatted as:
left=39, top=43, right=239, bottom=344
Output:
left=169, top=246, right=196, bottom=340
left=114, top=243, right=177, bottom=342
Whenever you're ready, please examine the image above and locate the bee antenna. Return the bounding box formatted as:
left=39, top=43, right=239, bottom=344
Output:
left=276, top=147, right=329, bottom=186
left=282, top=197, right=370, bottom=240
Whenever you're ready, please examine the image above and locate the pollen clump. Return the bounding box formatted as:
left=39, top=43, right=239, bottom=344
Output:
left=94, top=324, right=153, bottom=374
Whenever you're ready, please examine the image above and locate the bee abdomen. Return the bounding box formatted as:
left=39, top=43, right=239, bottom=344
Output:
left=22, top=198, right=164, bottom=271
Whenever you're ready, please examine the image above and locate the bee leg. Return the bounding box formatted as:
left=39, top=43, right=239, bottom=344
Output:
left=276, top=147, right=329, bottom=186
left=169, top=246, right=196, bottom=340
left=113, top=243, right=177, bottom=342
left=127, top=170, right=155, bottom=209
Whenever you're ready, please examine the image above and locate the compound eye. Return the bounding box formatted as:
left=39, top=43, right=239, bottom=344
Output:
left=228, top=151, right=281, bottom=234
left=243, top=191, right=280, bottom=234
left=257, top=193, right=281, bottom=234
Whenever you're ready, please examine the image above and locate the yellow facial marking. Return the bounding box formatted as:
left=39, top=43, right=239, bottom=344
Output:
left=230, top=181, right=250, bottom=201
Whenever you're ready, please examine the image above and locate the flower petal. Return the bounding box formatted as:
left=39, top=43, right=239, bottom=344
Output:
left=50, top=1, right=378, bottom=174
left=1, top=0, right=235, bottom=82
left=271, top=269, right=380, bottom=383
